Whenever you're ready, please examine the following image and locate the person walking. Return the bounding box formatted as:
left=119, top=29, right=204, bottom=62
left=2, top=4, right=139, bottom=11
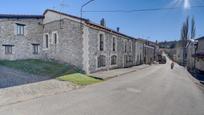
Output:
left=171, top=61, right=175, bottom=69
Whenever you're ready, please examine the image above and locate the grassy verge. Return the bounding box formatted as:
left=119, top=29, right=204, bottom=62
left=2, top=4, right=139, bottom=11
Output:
left=0, top=59, right=102, bottom=85
left=57, top=73, right=102, bottom=85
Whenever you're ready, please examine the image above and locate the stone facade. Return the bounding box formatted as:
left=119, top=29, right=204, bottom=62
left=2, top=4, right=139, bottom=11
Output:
left=0, top=18, right=43, bottom=60
left=86, top=26, right=137, bottom=73
left=144, top=44, right=155, bottom=64
left=0, top=9, right=158, bottom=73
left=42, top=19, right=83, bottom=69
left=194, top=37, right=204, bottom=72
left=135, top=41, right=144, bottom=65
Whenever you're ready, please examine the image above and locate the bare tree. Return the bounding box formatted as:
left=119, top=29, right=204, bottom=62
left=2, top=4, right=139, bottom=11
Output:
left=190, top=17, right=197, bottom=70
left=180, top=17, right=189, bottom=66
left=191, top=17, right=196, bottom=39
left=181, top=17, right=189, bottom=48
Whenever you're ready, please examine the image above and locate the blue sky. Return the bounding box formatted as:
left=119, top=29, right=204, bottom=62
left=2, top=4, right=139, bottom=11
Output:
left=0, top=0, right=204, bottom=42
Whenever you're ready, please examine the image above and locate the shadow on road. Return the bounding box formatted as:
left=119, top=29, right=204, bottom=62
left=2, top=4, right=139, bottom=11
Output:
left=188, top=70, right=204, bottom=85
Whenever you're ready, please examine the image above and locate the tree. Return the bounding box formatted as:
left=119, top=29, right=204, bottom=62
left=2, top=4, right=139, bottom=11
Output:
left=190, top=17, right=197, bottom=70
left=180, top=17, right=196, bottom=66
left=180, top=17, right=189, bottom=66
left=191, top=17, right=196, bottom=39
left=180, top=17, right=189, bottom=48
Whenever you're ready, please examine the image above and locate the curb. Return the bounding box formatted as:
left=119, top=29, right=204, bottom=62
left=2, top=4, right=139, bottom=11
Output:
left=101, top=65, right=150, bottom=80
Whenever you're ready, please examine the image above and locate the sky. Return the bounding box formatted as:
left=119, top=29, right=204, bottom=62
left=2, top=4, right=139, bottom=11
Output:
left=0, top=0, right=203, bottom=42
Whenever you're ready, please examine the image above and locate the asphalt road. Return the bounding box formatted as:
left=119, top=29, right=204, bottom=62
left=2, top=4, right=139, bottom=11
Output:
left=0, top=59, right=204, bottom=115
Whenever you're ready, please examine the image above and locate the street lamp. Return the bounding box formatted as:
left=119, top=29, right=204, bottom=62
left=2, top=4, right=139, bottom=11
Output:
left=80, top=0, right=95, bottom=32
left=80, top=0, right=95, bottom=22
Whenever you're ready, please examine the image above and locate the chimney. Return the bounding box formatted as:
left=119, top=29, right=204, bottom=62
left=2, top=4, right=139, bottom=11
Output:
left=100, top=18, right=106, bottom=27
left=116, top=27, right=120, bottom=32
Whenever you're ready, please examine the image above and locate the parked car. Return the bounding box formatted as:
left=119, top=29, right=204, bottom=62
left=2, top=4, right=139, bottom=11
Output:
left=159, top=55, right=166, bottom=64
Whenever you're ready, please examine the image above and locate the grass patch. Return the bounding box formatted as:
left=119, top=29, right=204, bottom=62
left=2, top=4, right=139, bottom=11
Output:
left=0, top=59, right=83, bottom=77
left=57, top=73, right=102, bottom=85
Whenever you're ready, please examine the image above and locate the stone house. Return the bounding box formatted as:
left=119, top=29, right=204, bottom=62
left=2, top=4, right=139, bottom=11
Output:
left=193, top=37, right=204, bottom=72
left=142, top=40, right=158, bottom=64
left=0, top=9, right=157, bottom=73
left=186, top=40, right=195, bottom=70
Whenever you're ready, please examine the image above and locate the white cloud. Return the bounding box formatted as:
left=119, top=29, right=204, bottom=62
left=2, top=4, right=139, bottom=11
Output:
left=169, top=0, right=190, bottom=9
left=184, top=0, right=190, bottom=9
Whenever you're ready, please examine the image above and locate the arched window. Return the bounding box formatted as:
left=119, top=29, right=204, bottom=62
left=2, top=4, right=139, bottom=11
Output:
left=98, top=55, right=106, bottom=68
left=111, top=55, right=117, bottom=65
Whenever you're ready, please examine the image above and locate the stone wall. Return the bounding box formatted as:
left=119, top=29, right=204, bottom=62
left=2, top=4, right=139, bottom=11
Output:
left=43, top=18, right=83, bottom=69
left=144, top=45, right=155, bottom=64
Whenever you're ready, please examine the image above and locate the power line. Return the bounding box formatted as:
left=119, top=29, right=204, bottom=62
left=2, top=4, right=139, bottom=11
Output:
left=82, top=5, right=204, bottom=13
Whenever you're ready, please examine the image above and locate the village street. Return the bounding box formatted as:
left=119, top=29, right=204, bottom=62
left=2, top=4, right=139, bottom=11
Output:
left=0, top=57, right=204, bottom=115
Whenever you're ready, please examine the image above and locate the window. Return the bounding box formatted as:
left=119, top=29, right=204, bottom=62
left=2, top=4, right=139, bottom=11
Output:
left=111, top=55, right=117, bottom=65
left=3, top=45, right=13, bottom=54
left=125, top=55, right=133, bottom=63
left=124, top=40, right=127, bottom=53
left=129, top=41, right=132, bottom=52
left=99, top=34, right=104, bottom=51
left=16, top=23, right=25, bottom=35
left=44, top=34, right=49, bottom=49
left=54, top=33, right=58, bottom=44
left=98, top=55, right=106, bottom=68
left=32, top=44, right=39, bottom=54
left=52, top=32, right=58, bottom=45
left=112, top=37, right=116, bottom=51
left=129, top=55, right=133, bottom=62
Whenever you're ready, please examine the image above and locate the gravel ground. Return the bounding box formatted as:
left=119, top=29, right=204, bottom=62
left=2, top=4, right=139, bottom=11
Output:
left=0, top=66, right=51, bottom=88
left=0, top=66, right=79, bottom=106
